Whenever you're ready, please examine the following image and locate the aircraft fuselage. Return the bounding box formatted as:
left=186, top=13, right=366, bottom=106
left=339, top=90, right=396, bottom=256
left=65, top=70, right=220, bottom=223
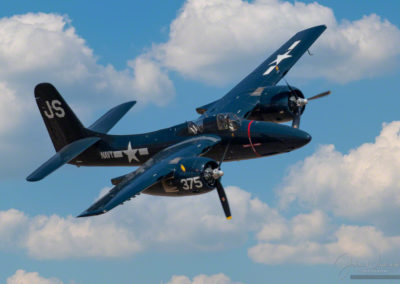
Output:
left=71, top=118, right=311, bottom=168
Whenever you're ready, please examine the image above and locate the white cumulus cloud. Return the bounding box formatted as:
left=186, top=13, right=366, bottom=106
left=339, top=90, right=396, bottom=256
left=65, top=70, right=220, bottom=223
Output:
left=0, top=12, right=174, bottom=177
left=24, top=214, right=142, bottom=259
left=248, top=121, right=400, bottom=264
left=2, top=186, right=400, bottom=265
left=7, top=270, right=63, bottom=284
left=152, top=0, right=400, bottom=84
left=245, top=120, right=400, bottom=264
left=166, top=273, right=241, bottom=284
left=0, top=187, right=280, bottom=259
left=0, top=82, right=26, bottom=135
left=248, top=211, right=400, bottom=264
left=278, top=121, right=400, bottom=225
left=0, top=12, right=173, bottom=104
left=0, top=209, right=28, bottom=249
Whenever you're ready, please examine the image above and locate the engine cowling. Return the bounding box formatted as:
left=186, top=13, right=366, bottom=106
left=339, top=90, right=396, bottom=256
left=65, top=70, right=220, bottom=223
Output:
left=247, top=85, right=305, bottom=123
left=164, top=157, right=222, bottom=193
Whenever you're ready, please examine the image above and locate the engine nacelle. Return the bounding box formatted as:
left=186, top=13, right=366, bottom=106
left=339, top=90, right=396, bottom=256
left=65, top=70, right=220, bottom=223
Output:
left=247, top=85, right=305, bottom=123
left=164, top=157, right=221, bottom=193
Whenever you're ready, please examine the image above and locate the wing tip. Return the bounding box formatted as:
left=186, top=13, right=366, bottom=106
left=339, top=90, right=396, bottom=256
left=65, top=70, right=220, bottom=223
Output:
left=77, top=209, right=106, bottom=218
left=26, top=167, right=46, bottom=182
left=315, top=24, right=327, bottom=29
left=126, top=100, right=137, bottom=108
left=26, top=176, right=40, bottom=182
left=307, top=24, right=327, bottom=33
left=120, top=100, right=137, bottom=113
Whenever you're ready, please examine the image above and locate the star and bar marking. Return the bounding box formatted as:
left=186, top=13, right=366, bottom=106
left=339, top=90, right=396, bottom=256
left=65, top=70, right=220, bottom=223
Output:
left=100, top=142, right=149, bottom=163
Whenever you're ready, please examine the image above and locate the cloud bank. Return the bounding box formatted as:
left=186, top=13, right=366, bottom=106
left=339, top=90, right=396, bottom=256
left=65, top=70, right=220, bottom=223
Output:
left=6, top=270, right=63, bottom=284
left=2, top=185, right=400, bottom=264
left=0, top=12, right=173, bottom=176
left=279, top=121, right=400, bottom=224
left=0, top=13, right=174, bottom=106
left=240, top=121, right=400, bottom=264
left=166, top=273, right=241, bottom=284
left=152, top=0, right=400, bottom=84
left=248, top=211, right=400, bottom=264
left=0, top=187, right=280, bottom=259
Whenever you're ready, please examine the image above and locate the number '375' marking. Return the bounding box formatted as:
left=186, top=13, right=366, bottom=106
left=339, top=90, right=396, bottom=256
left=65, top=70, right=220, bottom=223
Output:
left=180, top=177, right=203, bottom=190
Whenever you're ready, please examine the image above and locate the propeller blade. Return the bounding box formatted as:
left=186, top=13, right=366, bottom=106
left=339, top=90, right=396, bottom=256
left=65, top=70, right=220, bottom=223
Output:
left=284, top=78, right=298, bottom=99
left=308, top=90, right=331, bottom=101
left=216, top=180, right=231, bottom=219
left=292, top=112, right=301, bottom=129
left=218, top=142, right=230, bottom=168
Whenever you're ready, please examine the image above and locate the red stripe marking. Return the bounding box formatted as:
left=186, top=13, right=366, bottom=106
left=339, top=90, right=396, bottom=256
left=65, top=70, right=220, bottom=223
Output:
left=247, top=120, right=261, bottom=157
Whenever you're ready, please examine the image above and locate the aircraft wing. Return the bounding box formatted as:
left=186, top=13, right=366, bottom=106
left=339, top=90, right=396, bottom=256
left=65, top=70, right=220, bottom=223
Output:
left=78, top=135, right=221, bottom=217
left=199, top=25, right=326, bottom=117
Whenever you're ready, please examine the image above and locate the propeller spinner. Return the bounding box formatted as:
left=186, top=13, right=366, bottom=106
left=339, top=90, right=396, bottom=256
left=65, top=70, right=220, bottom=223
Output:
left=290, top=90, right=331, bottom=128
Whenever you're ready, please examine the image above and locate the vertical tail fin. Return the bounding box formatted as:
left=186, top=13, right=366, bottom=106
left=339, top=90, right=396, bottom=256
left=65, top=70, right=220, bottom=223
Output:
left=34, top=83, right=86, bottom=151
left=28, top=83, right=136, bottom=181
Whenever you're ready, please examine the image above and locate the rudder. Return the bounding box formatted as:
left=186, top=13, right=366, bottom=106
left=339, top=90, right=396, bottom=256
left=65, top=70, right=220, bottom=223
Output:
left=34, top=83, right=85, bottom=151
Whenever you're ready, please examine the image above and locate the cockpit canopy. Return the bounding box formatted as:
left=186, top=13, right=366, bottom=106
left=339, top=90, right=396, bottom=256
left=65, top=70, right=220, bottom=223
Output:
left=188, top=113, right=241, bottom=135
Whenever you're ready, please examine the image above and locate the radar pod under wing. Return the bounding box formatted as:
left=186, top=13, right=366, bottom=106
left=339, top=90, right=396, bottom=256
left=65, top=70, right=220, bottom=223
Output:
left=78, top=135, right=221, bottom=217
left=26, top=137, right=100, bottom=181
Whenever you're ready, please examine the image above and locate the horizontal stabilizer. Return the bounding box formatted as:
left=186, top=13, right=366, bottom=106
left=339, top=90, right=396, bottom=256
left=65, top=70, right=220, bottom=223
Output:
left=26, top=137, right=100, bottom=182
left=88, top=101, right=136, bottom=133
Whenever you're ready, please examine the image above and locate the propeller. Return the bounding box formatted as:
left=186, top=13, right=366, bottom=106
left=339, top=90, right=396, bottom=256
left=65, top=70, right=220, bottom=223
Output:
left=284, top=77, right=331, bottom=128
left=214, top=142, right=232, bottom=220
left=290, top=89, right=331, bottom=128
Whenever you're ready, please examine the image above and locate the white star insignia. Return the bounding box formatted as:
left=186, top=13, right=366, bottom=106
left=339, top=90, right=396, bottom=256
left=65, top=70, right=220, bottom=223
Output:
left=123, top=142, right=139, bottom=163
left=263, top=40, right=301, bottom=76
left=271, top=51, right=292, bottom=66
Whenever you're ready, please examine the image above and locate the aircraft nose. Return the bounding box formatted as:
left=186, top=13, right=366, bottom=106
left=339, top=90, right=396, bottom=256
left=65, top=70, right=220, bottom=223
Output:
left=289, top=129, right=312, bottom=148
left=244, top=121, right=311, bottom=153
left=261, top=122, right=311, bottom=149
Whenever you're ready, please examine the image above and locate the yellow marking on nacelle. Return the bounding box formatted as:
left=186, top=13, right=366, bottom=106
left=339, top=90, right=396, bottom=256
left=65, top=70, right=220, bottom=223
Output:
left=180, top=164, right=186, bottom=172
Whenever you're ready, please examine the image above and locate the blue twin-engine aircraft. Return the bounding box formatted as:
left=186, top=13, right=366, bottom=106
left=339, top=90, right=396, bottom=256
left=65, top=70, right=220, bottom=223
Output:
left=27, top=25, right=330, bottom=219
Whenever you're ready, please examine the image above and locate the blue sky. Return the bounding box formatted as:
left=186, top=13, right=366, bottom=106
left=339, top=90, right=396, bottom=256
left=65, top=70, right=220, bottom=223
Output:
left=0, top=0, right=400, bottom=283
